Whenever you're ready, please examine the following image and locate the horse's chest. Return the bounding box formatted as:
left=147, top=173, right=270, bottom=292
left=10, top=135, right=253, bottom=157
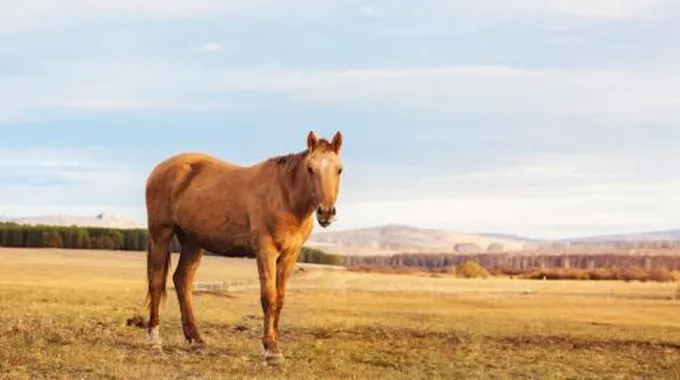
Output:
left=272, top=217, right=313, bottom=253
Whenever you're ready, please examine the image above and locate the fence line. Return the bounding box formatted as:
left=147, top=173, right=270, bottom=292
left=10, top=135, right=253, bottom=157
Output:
left=193, top=279, right=256, bottom=293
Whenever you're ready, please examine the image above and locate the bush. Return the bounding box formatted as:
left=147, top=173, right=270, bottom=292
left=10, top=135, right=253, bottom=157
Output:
left=645, top=268, right=675, bottom=282
left=589, top=268, right=616, bottom=281
left=455, top=260, right=490, bottom=279
left=618, top=266, right=649, bottom=282
left=298, top=247, right=343, bottom=266
left=671, top=271, right=680, bottom=282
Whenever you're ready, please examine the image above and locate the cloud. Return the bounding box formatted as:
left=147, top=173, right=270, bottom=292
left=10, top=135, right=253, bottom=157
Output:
left=331, top=150, right=680, bottom=238
left=546, top=0, right=665, bottom=20
left=0, top=0, right=354, bottom=32
left=3, top=62, right=680, bottom=124
left=433, top=0, right=671, bottom=21
left=2, top=0, right=675, bottom=35
left=334, top=184, right=680, bottom=239
left=359, top=5, right=380, bottom=17
left=196, top=42, right=223, bottom=53
left=231, top=66, right=680, bottom=122
left=0, top=148, right=146, bottom=210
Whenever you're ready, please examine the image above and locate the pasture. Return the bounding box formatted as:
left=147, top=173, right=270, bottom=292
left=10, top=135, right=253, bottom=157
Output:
left=1, top=248, right=679, bottom=379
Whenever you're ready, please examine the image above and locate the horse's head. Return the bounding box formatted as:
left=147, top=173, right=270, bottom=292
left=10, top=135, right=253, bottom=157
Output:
left=304, top=130, right=343, bottom=228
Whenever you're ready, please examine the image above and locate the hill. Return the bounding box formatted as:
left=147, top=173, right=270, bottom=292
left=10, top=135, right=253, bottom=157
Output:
left=306, top=224, right=529, bottom=256
left=560, top=229, right=680, bottom=243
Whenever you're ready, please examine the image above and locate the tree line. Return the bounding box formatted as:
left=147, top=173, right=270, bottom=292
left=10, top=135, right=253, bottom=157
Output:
left=0, top=223, right=342, bottom=265
left=342, top=252, right=680, bottom=272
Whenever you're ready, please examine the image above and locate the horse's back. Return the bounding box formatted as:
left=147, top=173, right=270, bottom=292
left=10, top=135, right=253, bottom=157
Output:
left=150, top=152, right=230, bottom=172
left=145, top=151, right=263, bottom=250
left=148, top=152, right=238, bottom=182
left=145, top=153, right=239, bottom=222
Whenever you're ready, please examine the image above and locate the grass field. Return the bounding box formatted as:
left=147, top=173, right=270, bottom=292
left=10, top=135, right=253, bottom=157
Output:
left=1, top=248, right=679, bottom=379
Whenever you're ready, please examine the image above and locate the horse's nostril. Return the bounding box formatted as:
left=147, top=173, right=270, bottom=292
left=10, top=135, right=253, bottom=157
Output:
left=331, top=207, right=336, bottom=216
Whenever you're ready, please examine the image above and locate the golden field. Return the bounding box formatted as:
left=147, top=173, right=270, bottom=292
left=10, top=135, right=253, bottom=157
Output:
left=0, top=248, right=679, bottom=379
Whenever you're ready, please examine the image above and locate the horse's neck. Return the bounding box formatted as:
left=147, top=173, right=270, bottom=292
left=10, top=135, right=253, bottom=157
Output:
left=274, top=163, right=316, bottom=222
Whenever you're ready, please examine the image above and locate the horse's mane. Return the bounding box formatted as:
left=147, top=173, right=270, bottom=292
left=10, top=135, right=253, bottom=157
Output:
left=266, top=150, right=308, bottom=172
left=264, top=138, right=335, bottom=172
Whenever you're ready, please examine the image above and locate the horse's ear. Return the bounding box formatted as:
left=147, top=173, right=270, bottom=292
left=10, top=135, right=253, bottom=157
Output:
left=331, top=131, right=343, bottom=153
left=307, top=131, right=319, bottom=151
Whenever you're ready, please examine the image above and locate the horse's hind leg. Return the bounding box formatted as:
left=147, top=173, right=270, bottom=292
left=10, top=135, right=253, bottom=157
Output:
left=173, top=231, right=205, bottom=346
left=147, top=225, right=174, bottom=351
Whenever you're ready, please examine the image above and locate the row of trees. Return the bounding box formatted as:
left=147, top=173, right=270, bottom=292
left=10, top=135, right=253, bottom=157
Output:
left=0, top=223, right=148, bottom=251
left=446, top=241, right=680, bottom=255
left=0, top=223, right=341, bottom=265
left=342, top=252, right=680, bottom=272
left=527, top=240, right=680, bottom=251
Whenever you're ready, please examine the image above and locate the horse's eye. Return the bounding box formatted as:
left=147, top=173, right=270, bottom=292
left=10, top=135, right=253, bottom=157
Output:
left=338, top=168, right=343, bottom=175
left=307, top=166, right=314, bottom=174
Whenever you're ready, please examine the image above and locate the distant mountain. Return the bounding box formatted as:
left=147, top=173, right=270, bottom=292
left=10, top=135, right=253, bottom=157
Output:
left=306, top=224, right=529, bottom=256
left=559, top=229, right=680, bottom=243
left=477, top=232, right=543, bottom=243
left=0, top=212, right=142, bottom=230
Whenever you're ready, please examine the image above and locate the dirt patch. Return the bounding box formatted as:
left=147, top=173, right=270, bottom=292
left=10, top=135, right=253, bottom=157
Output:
left=125, top=315, right=147, bottom=329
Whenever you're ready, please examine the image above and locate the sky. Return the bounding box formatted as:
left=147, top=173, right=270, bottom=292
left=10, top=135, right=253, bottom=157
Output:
left=2, top=0, right=680, bottom=239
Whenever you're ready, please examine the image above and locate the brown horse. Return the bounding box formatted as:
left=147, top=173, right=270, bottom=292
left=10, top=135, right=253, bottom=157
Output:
left=144, top=131, right=343, bottom=363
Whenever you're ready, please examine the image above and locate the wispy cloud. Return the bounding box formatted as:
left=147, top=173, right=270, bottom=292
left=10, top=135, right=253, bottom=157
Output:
left=359, top=5, right=380, bottom=17
left=2, top=63, right=678, bottom=123
left=432, top=0, right=671, bottom=21
left=333, top=150, right=680, bottom=238
left=0, top=0, right=353, bottom=32
left=0, top=148, right=145, bottom=213
left=196, top=42, right=223, bottom=53
left=546, top=0, right=665, bottom=20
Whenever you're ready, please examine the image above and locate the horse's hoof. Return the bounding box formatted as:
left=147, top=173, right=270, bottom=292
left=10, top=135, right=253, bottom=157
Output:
left=189, top=339, right=207, bottom=350
left=264, top=350, right=285, bottom=365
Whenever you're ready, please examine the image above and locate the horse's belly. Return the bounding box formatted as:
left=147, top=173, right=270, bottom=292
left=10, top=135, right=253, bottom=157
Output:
left=208, top=245, right=256, bottom=258
left=178, top=216, right=255, bottom=254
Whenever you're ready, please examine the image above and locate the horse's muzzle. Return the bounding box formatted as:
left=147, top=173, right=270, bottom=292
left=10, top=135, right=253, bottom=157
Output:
left=316, top=205, right=336, bottom=228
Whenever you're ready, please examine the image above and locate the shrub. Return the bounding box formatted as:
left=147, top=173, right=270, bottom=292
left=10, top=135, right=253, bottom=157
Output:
left=589, top=268, right=616, bottom=280
left=646, top=268, right=675, bottom=282
left=455, top=260, right=490, bottom=279
left=671, top=271, right=680, bottom=282
left=618, top=266, right=650, bottom=282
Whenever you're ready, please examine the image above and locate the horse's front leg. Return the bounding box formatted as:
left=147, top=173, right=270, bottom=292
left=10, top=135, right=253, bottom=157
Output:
left=274, top=251, right=301, bottom=339
left=255, top=243, right=283, bottom=364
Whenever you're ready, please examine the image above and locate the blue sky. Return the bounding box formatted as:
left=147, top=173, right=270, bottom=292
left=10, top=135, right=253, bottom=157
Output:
left=2, top=0, right=680, bottom=239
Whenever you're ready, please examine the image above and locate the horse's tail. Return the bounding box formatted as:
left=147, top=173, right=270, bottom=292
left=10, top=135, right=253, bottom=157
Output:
left=145, top=239, right=172, bottom=308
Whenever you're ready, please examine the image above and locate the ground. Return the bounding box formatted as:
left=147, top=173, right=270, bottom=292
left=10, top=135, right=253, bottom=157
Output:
left=0, top=248, right=679, bottom=379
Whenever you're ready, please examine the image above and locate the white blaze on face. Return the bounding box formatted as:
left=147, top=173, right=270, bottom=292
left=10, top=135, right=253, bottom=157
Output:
left=319, top=158, right=331, bottom=170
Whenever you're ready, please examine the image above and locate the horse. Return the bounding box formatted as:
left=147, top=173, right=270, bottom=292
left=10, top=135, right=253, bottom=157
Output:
left=144, top=130, right=343, bottom=364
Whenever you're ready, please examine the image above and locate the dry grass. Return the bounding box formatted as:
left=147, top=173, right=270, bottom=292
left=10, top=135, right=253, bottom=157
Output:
left=1, top=248, right=680, bottom=379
